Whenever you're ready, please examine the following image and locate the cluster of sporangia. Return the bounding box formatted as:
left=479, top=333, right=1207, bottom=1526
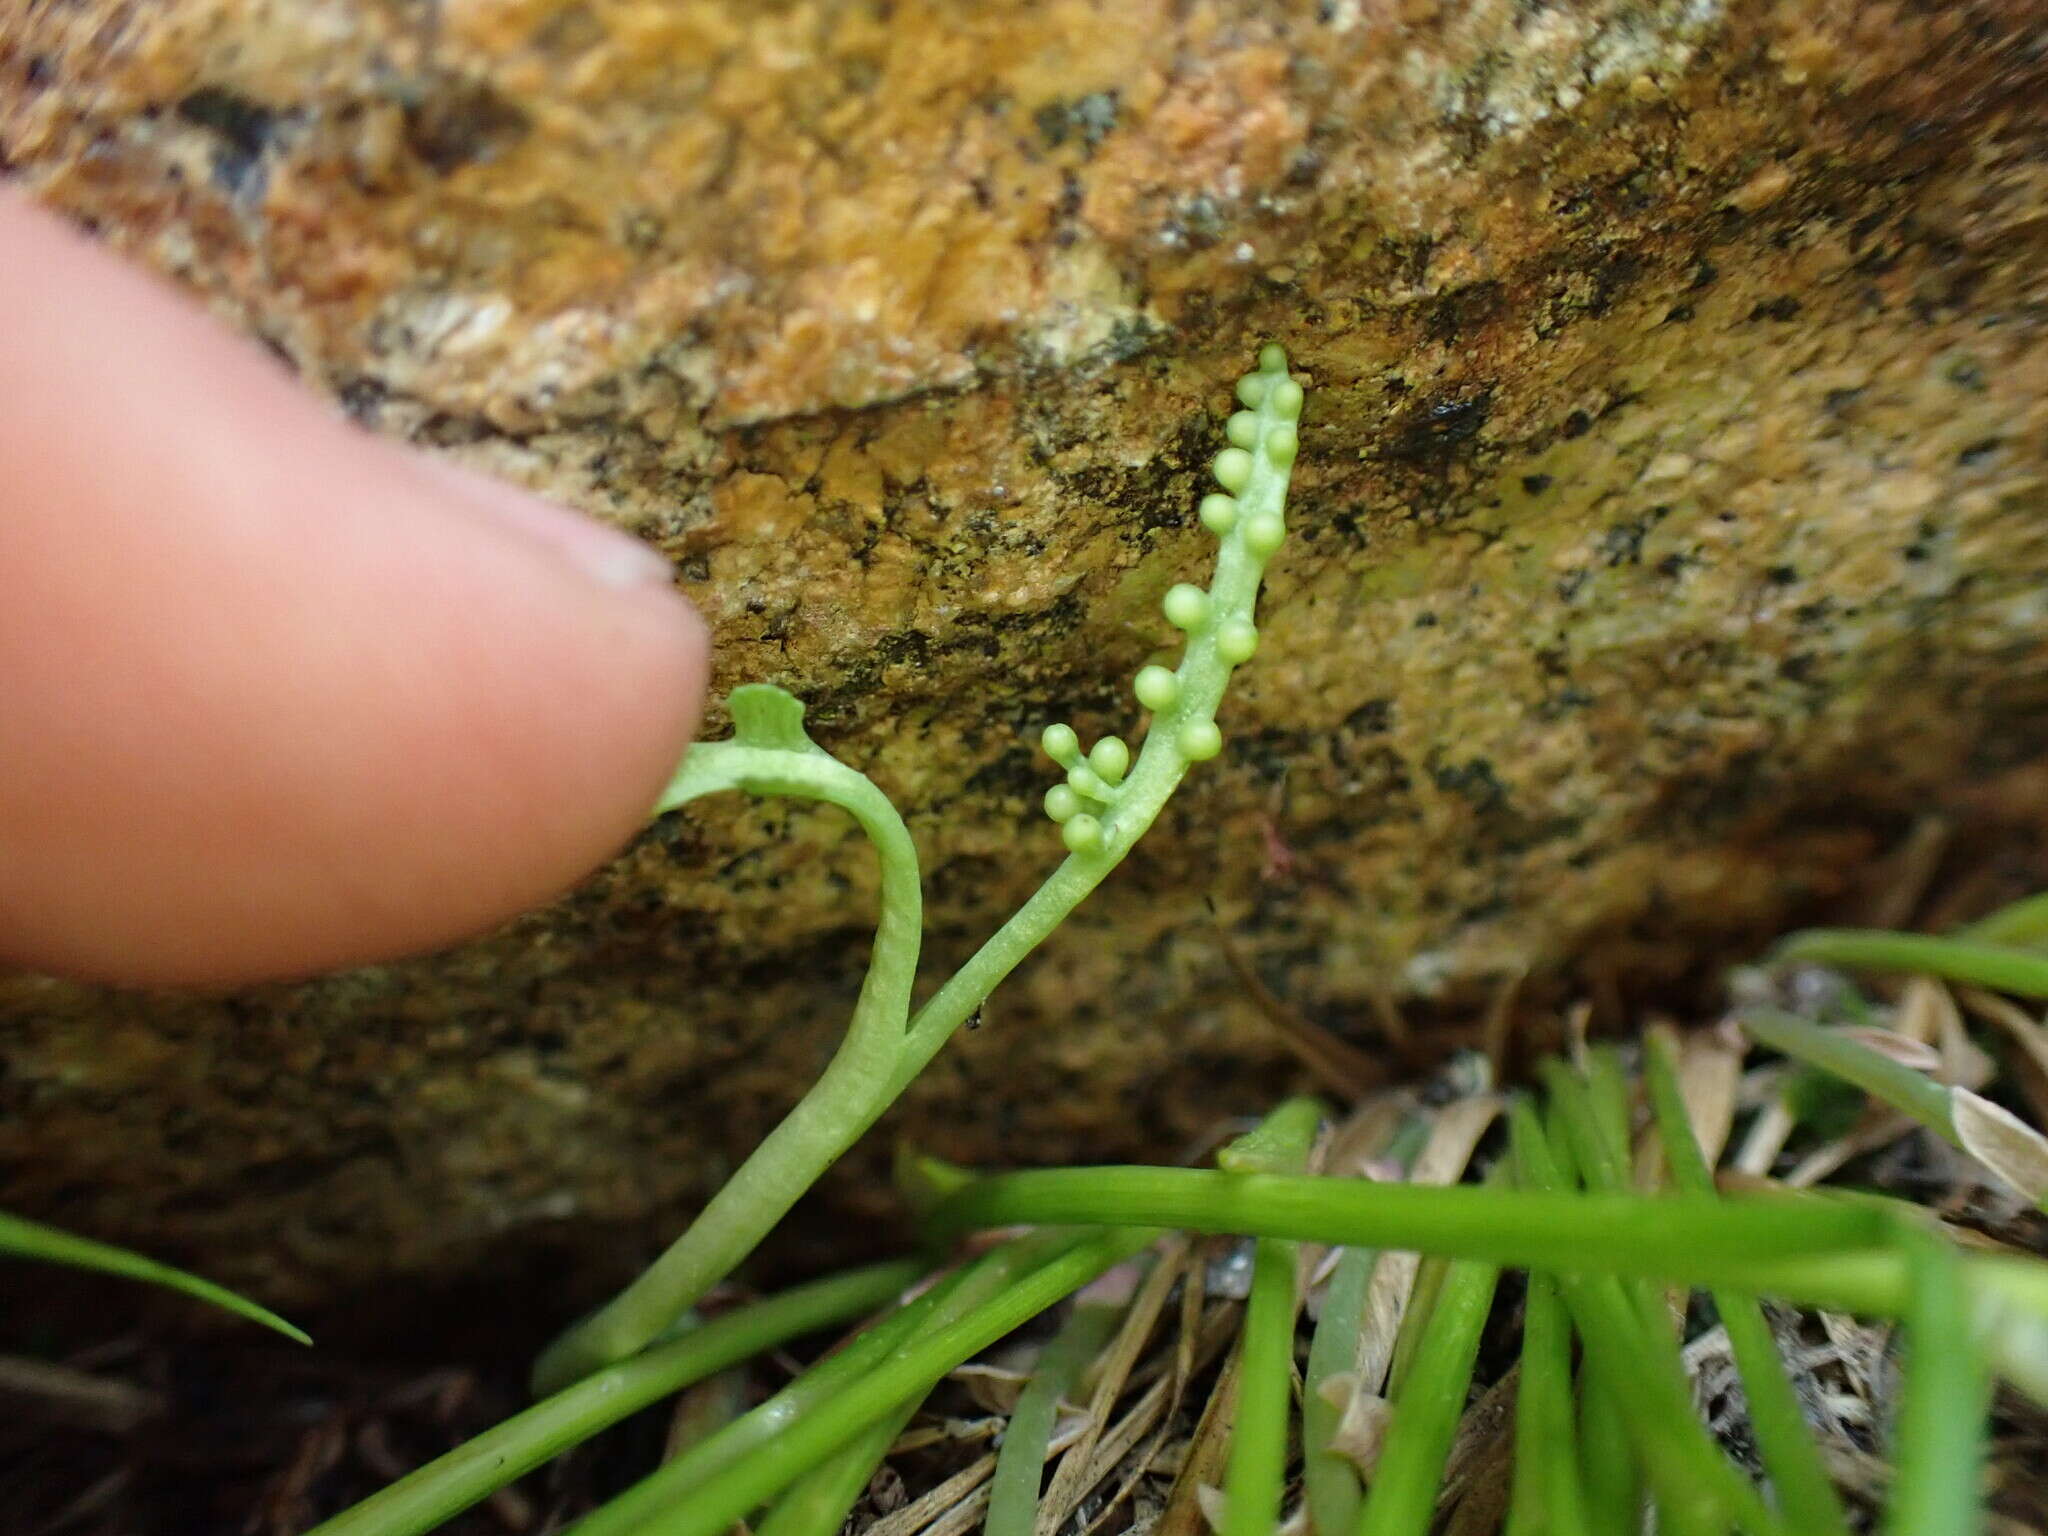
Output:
left=1040, top=346, right=1303, bottom=856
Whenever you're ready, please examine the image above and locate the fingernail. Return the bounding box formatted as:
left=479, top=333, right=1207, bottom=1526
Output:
left=415, top=457, right=677, bottom=591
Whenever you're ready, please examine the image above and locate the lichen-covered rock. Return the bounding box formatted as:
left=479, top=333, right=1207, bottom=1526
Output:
left=5, top=0, right=2048, bottom=1303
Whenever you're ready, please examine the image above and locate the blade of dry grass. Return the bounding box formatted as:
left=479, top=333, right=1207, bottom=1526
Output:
left=1215, top=925, right=1384, bottom=1102
left=1958, top=989, right=2048, bottom=1128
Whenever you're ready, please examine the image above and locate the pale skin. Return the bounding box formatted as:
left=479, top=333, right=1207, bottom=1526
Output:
left=0, top=194, right=710, bottom=986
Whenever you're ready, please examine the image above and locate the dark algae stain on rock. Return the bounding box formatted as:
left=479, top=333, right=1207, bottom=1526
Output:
left=4, top=0, right=2048, bottom=1297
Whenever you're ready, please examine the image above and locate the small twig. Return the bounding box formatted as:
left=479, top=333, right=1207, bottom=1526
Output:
left=0, top=1352, right=164, bottom=1434
left=1212, top=919, right=1383, bottom=1102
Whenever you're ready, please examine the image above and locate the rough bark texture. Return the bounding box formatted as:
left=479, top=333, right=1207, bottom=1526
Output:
left=4, top=0, right=2048, bottom=1304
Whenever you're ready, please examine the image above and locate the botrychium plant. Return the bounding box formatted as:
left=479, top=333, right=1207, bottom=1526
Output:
left=300, top=347, right=2048, bottom=1536
left=529, top=343, right=1307, bottom=1394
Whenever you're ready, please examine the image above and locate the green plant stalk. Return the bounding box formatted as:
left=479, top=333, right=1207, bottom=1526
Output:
left=1774, top=929, right=2048, bottom=999
left=1583, top=1048, right=1637, bottom=1179
left=1644, top=1034, right=1851, bottom=1536
left=1972, top=1250, right=2048, bottom=1406
left=1303, top=1117, right=1429, bottom=1536
left=1354, top=1253, right=1500, bottom=1536
left=1542, top=1063, right=1630, bottom=1195
left=1957, top=891, right=2048, bottom=948
left=1540, top=1064, right=1647, bottom=1324
left=1384, top=1253, right=1449, bottom=1404
left=1507, top=1271, right=1591, bottom=1536
left=984, top=1287, right=1128, bottom=1536
left=1537, top=1075, right=1641, bottom=1536
left=1219, top=1098, right=1322, bottom=1536
left=1572, top=1286, right=1785, bottom=1535
left=537, top=347, right=1303, bottom=1393
left=571, top=1234, right=1071, bottom=1536
left=926, top=1167, right=1896, bottom=1307
left=754, top=1406, right=914, bottom=1536
left=0, top=1209, right=307, bottom=1344
left=627, top=1228, right=1156, bottom=1536
left=1511, top=1103, right=1786, bottom=1536
left=1739, top=1007, right=1957, bottom=1139
left=1884, top=1234, right=1993, bottom=1536
left=304, top=1260, right=920, bottom=1536
left=1574, top=1376, right=1637, bottom=1536
left=1546, top=1041, right=1707, bottom=1536
left=1304, top=1242, right=1380, bottom=1536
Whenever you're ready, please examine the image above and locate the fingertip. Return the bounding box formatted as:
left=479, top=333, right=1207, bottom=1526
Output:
left=0, top=196, right=713, bottom=986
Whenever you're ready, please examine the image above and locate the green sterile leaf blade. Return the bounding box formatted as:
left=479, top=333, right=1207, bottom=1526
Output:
left=653, top=686, right=841, bottom=817
left=727, top=683, right=822, bottom=755
left=541, top=681, right=926, bottom=1394
left=0, top=1209, right=309, bottom=1344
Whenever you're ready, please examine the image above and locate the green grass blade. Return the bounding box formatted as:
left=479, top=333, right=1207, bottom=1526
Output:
left=1511, top=1111, right=1645, bottom=1536
left=1644, top=1035, right=1851, bottom=1536
left=1739, top=1008, right=1956, bottom=1138
left=926, top=1167, right=1893, bottom=1305
left=754, top=1405, right=914, bottom=1536
left=1955, top=891, right=2048, bottom=948
left=1541, top=1060, right=1667, bottom=1346
left=1304, top=1242, right=1379, bottom=1536
left=1354, top=1255, right=1500, bottom=1536
left=1542, top=1061, right=1626, bottom=1193
left=1583, top=1048, right=1638, bottom=1179
left=1774, top=929, right=2048, bottom=999
left=983, top=1288, right=1125, bottom=1536
left=1884, top=1234, right=1993, bottom=1536
left=0, top=1209, right=308, bottom=1345
left=1508, top=1271, right=1592, bottom=1536
left=570, top=1237, right=1069, bottom=1536
left=1509, top=1102, right=1788, bottom=1536
left=1304, top=1115, right=1427, bottom=1536
left=620, top=1229, right=1154, bottom=1536
left=1220, top=1098, right=1320, bottom=1536
left=1574, top=1366, right=1636, bottom=1536
left=303, top=1260, right=920, bottom=1536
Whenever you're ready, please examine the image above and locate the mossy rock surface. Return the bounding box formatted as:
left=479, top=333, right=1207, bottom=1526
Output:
left=5, top=0, right=2048, bottom=1303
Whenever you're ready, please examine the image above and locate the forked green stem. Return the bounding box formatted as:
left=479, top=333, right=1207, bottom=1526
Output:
left=536, top=347, right=1303, bottom=1392
left=534, top=692, right=924, bottom=1393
